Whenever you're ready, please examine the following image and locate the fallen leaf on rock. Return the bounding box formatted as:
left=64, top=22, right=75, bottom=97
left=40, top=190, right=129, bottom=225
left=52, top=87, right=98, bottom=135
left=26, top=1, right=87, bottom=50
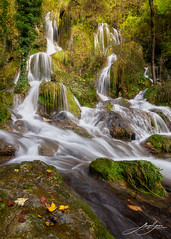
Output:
left=40, top=197, right=47, bottom=203
left=45, top=202, right=57, bottom=212
left=45, top=173, right=51, bottom=178
left=38, top=214, right=42, bottom=218
left=18, top=210, right=29, bottom=223
left=19, top=216, right=26, bottom=223
left=20, top=209, right=29, bottom=215
left=14, top=169, right=19, bottom=172
left=47, top=169, right=53, bottom=173
left=14, top=198, right=28, bottom=206
left=44, top=219, right=54, bottom=227
left=128, top=205, right=142, bottom=211
left=59, top=205, right=69, bottom=211
left=7, top=200, right=14, bottom=207
left=43, top=117, right=51, bottom=122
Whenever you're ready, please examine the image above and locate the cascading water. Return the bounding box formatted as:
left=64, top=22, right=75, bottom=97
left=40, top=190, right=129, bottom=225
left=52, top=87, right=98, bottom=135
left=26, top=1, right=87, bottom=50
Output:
left=59, top=83, right=69, bottom=112
left=95, top=24, right=120, bottom=99
left=97, top=53, right=117, bottom=99
left=45, top=12, right=62, bottom=55
left=0, top=20, right=171, bottom=239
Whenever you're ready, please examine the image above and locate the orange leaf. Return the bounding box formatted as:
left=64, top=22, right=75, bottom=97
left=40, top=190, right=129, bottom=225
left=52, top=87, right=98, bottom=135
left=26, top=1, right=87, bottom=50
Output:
left=128, top=205, right=142, bottom=211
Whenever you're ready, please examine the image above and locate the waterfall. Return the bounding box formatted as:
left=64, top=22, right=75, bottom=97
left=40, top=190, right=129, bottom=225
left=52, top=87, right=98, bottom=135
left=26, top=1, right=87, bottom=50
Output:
left=95, top=24, right=120, bottom=99
left=97, top=53, right=117, bottom=99
left=45, top=12, right=62, bottom=55
left=28, top=52, right=52, bottom=82
left=59, top=83, right=69, bottom=112
left=13, top=70, right=20, bottom=85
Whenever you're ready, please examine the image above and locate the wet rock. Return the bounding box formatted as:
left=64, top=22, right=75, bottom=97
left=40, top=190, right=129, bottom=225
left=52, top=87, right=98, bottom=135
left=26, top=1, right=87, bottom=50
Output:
left=0, top=139, right=18, bottom=156
left=42, top=112, right=92, bottom=138
left=145, top=134, right=171, bottom=155
left=96, top=111, right=135, bottom=141
left=0, top=160, right=113, bottom=239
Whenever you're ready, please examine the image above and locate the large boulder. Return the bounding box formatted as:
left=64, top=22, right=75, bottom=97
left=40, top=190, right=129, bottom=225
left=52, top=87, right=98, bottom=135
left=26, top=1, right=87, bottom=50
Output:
left=89, top=158, right=166, bottom=197
left=0, top=160, right=113, bottom=239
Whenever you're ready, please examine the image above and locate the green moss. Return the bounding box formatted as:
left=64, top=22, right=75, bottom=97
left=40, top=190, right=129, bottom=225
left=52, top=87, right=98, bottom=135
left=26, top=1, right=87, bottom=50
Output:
left=110, top=41, right=150, bottom=98
left=39, top=81, right=80, bottom=117
left=146, top=134, right=171, bottom=153
left=89, top=158, right=166, bottom=197
left=78, top=200, right=114, bottom=239
left=145, top=83, right=171, bottom=106
left=0, top=103, right=11, bottom=127
left=106, top=103, right=113, bottom=111
left=52, top=71, right=97, bottom=107
left=0, top=92, right=14, bottom=106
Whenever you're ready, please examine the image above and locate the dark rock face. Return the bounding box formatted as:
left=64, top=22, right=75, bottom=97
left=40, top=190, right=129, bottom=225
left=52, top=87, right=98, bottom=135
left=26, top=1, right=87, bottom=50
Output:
left=43, top=112, right=92, bottom=138
left=0, top=160, right=113, bottom=239
left=0, top=139, right=18, bottom=156
left=95, top=110, right=136, bottom=141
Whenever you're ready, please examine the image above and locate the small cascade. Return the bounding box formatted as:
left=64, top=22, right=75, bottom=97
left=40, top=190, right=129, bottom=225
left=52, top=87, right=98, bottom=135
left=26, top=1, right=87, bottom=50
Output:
left=111, top=28, right=121, bottom=45
left=97, top=53, right=117, bottom=99
left=13, top=70, right=20, bottom=85
left=95, top=24, right=120, bottom=99
left=59, top=83, right=69, bottom=112
left=45, top=12, right=62, bottom=55
left=13, top=94, right=23, bottom=108
left=28, top=52, right=52, bottom=82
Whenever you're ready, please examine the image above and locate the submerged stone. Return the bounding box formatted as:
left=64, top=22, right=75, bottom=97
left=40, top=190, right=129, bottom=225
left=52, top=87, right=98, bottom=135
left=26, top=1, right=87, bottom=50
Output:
left=0, top=139, right=18, bottom=156
left=89, top=158, right=166, bottom=197
left=0, top=160, right=114, bottom=239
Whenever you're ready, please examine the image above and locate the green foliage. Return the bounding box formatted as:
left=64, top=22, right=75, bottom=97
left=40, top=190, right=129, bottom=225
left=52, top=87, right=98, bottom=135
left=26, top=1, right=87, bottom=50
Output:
left=146, top=134, right=171, bottom=153
left=110, top=41, right=149, bottom=98
left=145, top=82, right=171, bottom=106
left=89, top=158, right=166, bottom=197
left=0, top=103, right=11, bottom=127
left=15, top=0, right=43, bottom=85
left=0, top=92, right=14, bottom=106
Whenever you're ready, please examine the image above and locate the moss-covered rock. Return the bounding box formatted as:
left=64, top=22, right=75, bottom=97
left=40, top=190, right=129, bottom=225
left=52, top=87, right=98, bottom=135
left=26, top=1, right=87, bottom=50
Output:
left=89, top=158, right=166, bottom=197
left=145, top=83, right=171, bottom=107
left=0, top=160, right=114, bottom=239
left=39, top=81, right=81, bottom=117
left=145, top=134, right=171, bottom=154
left=51, top=71, right=98, bottom=108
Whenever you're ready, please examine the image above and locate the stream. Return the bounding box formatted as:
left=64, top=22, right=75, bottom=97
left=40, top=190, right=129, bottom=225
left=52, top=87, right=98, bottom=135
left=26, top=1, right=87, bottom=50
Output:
left=0, top=18, right=171, bottom=239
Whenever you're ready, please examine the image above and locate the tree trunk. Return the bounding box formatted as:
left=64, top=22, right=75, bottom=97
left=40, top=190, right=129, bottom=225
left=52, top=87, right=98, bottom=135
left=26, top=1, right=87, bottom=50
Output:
left=149, top=0, right=157, bottom=85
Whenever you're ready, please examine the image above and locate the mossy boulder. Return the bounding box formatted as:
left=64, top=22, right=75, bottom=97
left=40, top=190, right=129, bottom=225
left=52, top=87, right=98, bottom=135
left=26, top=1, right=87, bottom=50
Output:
left=145, top=134, right=171, bottom=154
left=89, top=158, right=166, bottom=197
left=39, top=81, right=81, bottom=117
left=0, top=160, right=114, bottom=239
left=110, top=41, right=150, bottom=98
left=51, top=71, right=97, bottom=108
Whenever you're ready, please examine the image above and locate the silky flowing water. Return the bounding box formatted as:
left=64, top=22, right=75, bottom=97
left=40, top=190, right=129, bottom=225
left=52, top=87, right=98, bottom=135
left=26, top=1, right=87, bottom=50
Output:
left=0, top=22, right=170, bottom=238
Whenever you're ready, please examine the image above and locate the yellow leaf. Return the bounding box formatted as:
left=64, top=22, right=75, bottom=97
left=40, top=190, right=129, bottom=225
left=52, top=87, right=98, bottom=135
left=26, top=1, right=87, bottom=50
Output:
left=59, top=205, right=69, bottom=211
left=44, top=220, right=54, bottom=227
left=14, top=169, right=19, bottom=172
left=48, top=202, right=57, bottom=212
left=47, top=169, right=53, bottom=173
left=38, top=214, right=42, bottom=218
left=128, top=205, right=142, bottom=211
